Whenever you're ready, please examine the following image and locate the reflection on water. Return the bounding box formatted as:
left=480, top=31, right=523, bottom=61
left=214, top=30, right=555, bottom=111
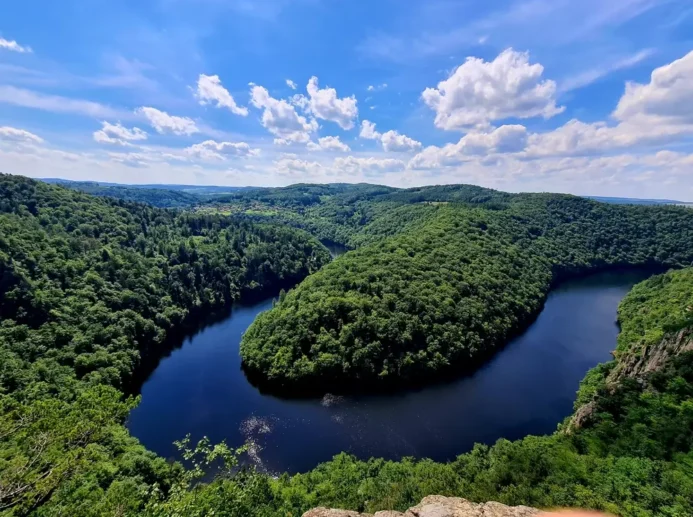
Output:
left=321, top=239, right=349, bottom=259
left=127, top=269, right=654, bottom=474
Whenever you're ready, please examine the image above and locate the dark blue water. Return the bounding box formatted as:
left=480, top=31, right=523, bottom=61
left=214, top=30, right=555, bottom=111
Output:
left=127, top=269, right=652, bottom=474
left=321, top=240, right=349, bottom=259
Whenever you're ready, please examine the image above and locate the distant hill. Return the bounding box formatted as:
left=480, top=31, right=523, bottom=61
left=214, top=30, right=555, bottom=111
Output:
left=39, top=178, right=693, bottom=209
left=588, top=195, right=693, bottom=206
left=39, top=178, right=254, bottom=208
left=41, top=178, right=251, bottom=194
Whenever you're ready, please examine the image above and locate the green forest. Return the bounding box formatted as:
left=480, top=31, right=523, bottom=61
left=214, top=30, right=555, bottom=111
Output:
left=2, top=174, right=693, bottom=516
left=240, top=190, right=693, bottom=391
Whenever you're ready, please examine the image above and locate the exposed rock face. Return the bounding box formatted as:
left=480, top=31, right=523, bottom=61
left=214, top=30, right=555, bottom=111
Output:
left=303, top=495, right=540, bottom=517
left=610, top=328, right=693, bottom=381
left=569, top=328, right=693, bottom=430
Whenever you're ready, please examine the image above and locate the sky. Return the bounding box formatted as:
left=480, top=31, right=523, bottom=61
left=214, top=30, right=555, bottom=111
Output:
left=1, top=0, right=693, bottom=198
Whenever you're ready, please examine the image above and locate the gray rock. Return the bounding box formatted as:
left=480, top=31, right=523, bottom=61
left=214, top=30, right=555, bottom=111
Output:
left=302, top=495, right=540, bottom=517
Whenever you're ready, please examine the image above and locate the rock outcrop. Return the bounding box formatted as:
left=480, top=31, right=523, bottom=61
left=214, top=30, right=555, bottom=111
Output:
left=303, top=495, right=540, bottom=517
left=569, top=327, right=693, bottom=430
left=610, top=328, right=693, bottom=381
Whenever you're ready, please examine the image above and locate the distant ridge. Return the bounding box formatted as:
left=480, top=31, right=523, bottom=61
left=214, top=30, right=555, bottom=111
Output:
left=40, top=177, right=252, bottom=194
left=588, top=195, right=692, bottom=206
left=39, top=178, right=692, bottom=206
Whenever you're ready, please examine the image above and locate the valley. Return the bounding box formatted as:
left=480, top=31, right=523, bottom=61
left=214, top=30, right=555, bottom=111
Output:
left=2, top=175, right=693, bottom=516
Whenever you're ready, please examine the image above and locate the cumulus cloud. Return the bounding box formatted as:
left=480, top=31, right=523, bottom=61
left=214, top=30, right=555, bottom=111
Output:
left=360, top=120, right=381, bottom=140
left=250, top=85, right=318, bottom=144
left=286, top=79, right=297, bottom=90
left=410, top=50, right=693, bottom=165
left=359, top=120, right=421, bottom=152
left=195, top=74, right=248, bottom=116
left=186, top=139, right=260, bottom=160
left=93, top=121, right=147, bottom=146
left=307, top=135, right=350, bottom=152
left=290, top=94, right=310, bottom=110
left=306, top=76, right=358, bottom=129
left=334, top=156, right=405, bottom=175
left=136, top=107, right=199, bottom=135
left=367, top=83, right=388, bottom=91
left=0, top=126, right=43, bottom=144
left=613, top=50, right=693, bottom=125
left=528, top=50, right=693, bottom=158
left=274, top=157, right=323, bottom=175
left=422, top=48, right=564, bottom=130
left=380, top=130, right=422, bottom=152
left=460, top=125, right=529, bottom=154
left=409, top=125, right=528, bottom=169
left=0, top=38, right=32, bottom=53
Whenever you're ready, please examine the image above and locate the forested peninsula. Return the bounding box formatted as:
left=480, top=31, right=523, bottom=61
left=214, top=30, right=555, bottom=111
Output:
left=3, top=175, right=693, bottom=516
left=239, top=186, right=693, bottom=392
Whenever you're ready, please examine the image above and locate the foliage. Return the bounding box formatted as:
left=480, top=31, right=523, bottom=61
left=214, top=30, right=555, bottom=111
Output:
left=4, top=177, right=693, bottom=516
left=43, top=181, right=204, bottom=208
left=140, top=267, right=693, bottom=517
left=615, top=267, right=693, bottom=354
left=241, top=193, right=693, bottom=390
left=0, top=174, right=329, bottom=514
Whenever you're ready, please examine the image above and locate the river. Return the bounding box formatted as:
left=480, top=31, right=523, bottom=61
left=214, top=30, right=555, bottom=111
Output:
left=127, top=268, right=653, bottom=474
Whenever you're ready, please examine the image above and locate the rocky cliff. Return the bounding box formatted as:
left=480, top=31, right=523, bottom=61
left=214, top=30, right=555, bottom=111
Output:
left=303, top=496, right=539, bottom=517
left=570, top=327, right=693, bottom=430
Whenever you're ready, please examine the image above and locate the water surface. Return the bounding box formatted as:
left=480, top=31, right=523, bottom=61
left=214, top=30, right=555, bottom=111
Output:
left=128, top=269, right=652, bottom=474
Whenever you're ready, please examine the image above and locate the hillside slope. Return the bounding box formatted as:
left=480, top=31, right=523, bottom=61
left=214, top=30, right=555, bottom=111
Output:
left=0, top=174, right=329, bottom=514
left=240, top=193, right=693, bottom=392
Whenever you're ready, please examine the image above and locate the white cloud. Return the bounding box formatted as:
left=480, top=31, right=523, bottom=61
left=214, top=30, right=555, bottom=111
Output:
left=93, top=121, right=147, bottom=146
left=306, top=76, right=358, bottom=129
left=528, top=50, right=693, bottom=158
left=274, top=157, right=324, bottom=175
left=250, top=84, right=318, bottom=143
left=0, top=38, right=32, bottom=53
left=136, top=107, right=199, bottom=135
left=380, top=130, right=422, bottom=152
left=459, top=125, right=529, bottom=154
left=286, top=79, right=297, bottom=90
left=359, top=120, right=421, bottom=152
left=334, top=156, right=405, bottom=175
left=613, top=50, right=693, bottom=125
left=195, top=74, right=248, bottom=116
left=0, top=85, right=131, bottom=119
left=0, top=126, right=43, bottom=144
left=422, top=48, right=564, bottom=130
left=410, top=50, right=693, bottom=164
left=290, top=94, right=310, bottom=110
left=367, top=83, right=388, bottom=92
left=186, top=139, right=260, bottom=160
left=409, top=125, right=529, bottom=169
left=307, top=136, right=350, bottom=152
left=360, top=120, right=381, bottom=140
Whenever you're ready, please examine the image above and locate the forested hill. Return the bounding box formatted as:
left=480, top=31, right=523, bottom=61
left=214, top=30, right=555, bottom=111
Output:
left=0, top=174, right=329, bottom=393
left=263, top=266, right=693, bottom=516
left=240, top=192, right=693, bottom=392
left=40, top=179, right=253, bottom=208
left=3, top=174, right=693, bottom=516
left=0, top=174, right=329, bottom=514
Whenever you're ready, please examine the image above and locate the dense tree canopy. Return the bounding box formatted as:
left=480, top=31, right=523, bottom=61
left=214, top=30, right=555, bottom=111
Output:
left=0, top=174, right=329, bottom=514
left=3, top=176, right=693, bottom=516
left=240, top=192, right=693, bottom=391
left=143, top=266, right=693, bottom=517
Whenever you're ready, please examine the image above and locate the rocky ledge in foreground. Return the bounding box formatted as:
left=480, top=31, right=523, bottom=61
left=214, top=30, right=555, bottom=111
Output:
left=303, top=495, right=540, bottom=517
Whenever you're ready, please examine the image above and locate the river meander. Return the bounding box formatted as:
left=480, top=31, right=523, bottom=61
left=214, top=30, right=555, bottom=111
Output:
left=127, top=268, right=653, bottom=474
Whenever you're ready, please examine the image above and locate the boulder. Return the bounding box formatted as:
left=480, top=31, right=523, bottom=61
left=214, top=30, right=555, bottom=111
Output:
left=303, top=495, right=540, bottom=517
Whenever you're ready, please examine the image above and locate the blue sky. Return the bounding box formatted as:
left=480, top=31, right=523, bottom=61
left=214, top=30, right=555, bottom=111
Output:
left=1, top=0, right=693, bottom=198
